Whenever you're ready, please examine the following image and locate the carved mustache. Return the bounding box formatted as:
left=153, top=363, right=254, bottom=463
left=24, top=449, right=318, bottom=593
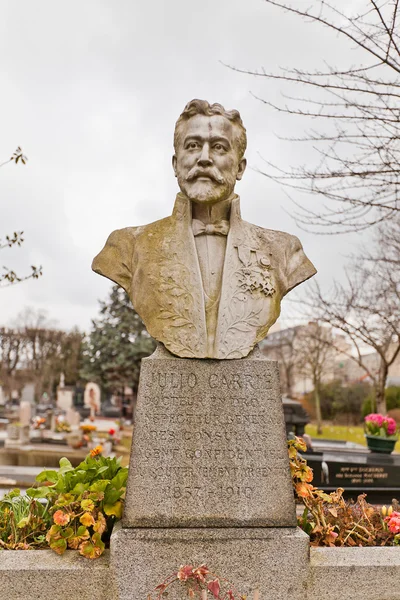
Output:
left=185, top=166, right=225, bottom=185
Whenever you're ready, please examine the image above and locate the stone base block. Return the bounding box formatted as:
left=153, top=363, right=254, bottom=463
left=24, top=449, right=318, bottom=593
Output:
left=0, top=550, right=112, bottom=600
left=309, top=547, right=400, bottom=600
left=110, top=524, right=309, bottom=600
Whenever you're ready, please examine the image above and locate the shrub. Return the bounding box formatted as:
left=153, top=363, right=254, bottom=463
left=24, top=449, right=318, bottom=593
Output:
left=362, top=386, right=400, bottom=417
left=304, top=380, right=372, bottom=424
left=0, top=489, right=51, bottom=550
left=386, top=386, right=400, bottom=411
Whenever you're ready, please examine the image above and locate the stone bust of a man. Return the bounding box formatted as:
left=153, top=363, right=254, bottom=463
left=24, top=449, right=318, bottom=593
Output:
left=92, top=99, right=316, bottom=359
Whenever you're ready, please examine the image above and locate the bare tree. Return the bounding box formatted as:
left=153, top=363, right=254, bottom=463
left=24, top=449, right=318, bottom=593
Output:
left=0, top=232, right=42, bottom=287
left=262, top=323, right=333, bottom=431
left=295, top=322, right=334, bottom=433
left=262, top=326, right=301, bottom=397
left=1, top=148, right=42, bottom=286
left=0, top=327, right=26, bottom=399
left=11, top=309, right=82, bottom=401
left=231, top=0, right=400, bottom=232
left=308, top=223, right=400, bottom=413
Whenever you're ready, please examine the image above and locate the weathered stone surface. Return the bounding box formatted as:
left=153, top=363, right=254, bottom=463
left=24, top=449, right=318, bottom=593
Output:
left=5, top=540, right=400, bottom=600
left=0, top=550, right=112, bottom=600
left=309, top=547, right=400, bottom=600
left=111, top=524, right=309, bottom=600
left=92, top=99, right=316, bottom=360
left=123, top=345, right=296, bottom=527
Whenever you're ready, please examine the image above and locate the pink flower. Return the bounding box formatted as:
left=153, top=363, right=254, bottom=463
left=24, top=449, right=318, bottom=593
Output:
left=386, top=511, right=400, bottom=534
left=365, top=413, right=383, bottom=426
left=365, top=413, right=397, bottom=437
left=387, top=418, right=397, bottom=436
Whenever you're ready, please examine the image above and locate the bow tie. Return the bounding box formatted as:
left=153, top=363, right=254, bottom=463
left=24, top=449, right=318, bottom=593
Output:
left=192, top=218, right=230, bottom=237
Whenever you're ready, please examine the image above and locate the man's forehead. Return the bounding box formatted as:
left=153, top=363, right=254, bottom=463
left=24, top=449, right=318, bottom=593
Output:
left=181, top=114, right=235, bottom=140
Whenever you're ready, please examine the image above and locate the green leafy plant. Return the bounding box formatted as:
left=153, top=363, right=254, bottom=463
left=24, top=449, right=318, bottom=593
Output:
left=0, top=489, right=51, bottom=550
left=24, top=449, right=128, bottom=558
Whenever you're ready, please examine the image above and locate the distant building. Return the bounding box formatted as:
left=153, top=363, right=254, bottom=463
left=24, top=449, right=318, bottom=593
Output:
left=261, top=324, right=400, bottom=398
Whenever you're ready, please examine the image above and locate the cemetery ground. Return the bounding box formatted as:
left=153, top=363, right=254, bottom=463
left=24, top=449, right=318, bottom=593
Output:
left=306, top=423, right=400, bottom=453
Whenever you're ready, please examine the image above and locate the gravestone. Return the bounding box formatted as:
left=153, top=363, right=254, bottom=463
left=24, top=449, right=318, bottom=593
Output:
left=19, top=401, right=32, bottom=427
left=305, top=442, right=400, bottom=505
left=84, top=382, right=101, bottom=419
left=66, top=407, right=81, bottom=427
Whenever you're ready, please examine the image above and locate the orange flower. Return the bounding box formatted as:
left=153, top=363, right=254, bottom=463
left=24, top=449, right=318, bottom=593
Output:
left=53, top=510, right=70, bottom=526
left=80, top=424, right=97, bottom=434
left=90, top=445, right=103, bottom=458
left=295, top=482, right=314, bottom=498
left=80, top=512, right=95, bottom=528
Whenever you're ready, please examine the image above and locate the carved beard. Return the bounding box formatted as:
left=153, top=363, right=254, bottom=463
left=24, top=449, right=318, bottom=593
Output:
left=177, top=171, right=237, bottom=205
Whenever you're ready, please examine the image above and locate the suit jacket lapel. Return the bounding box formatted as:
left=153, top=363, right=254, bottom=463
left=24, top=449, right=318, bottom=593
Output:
left=133, top=194, right=207, bottom=358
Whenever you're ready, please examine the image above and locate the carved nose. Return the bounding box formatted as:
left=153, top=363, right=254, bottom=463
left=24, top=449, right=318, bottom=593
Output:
left=197, top=144, right=212, bottom=167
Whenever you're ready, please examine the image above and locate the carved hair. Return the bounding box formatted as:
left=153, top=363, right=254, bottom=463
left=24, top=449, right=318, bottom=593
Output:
left=174, top=99, right=247, bottom=159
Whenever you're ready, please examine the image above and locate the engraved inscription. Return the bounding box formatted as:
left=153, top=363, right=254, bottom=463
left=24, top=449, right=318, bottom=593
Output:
left=146, top=371, right=272, bottom=393
left=160, top=485, right=254, bottom=500
left=152, top=372, right=198, bottom=389
left=336, top=466, right=389, bottom=485
left=128, top=360, right=292, bottom=519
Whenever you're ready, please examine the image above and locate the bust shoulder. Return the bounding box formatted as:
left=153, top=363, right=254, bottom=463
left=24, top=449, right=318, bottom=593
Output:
left=240, top=221, right=316, bottom=294
left=92, top=226, right=139, bottom=293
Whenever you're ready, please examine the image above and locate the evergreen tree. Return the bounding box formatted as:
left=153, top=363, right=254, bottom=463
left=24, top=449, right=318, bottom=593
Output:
left=80, top=285, right=156, bottom=396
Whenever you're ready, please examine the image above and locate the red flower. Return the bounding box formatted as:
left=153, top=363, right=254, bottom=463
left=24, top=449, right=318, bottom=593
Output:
left=193, top=564, right=209, bottom=583
left=109, top=428, right=116, bottom=436
left=177, top=565, right=194, bottom=581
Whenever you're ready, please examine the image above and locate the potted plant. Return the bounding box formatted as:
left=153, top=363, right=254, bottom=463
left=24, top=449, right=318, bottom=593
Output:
left=364, top=413, right=398, bottom=454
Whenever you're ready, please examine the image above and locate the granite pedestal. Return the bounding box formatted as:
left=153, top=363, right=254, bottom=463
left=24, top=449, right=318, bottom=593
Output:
left=111, top=346, right=307, bottom=598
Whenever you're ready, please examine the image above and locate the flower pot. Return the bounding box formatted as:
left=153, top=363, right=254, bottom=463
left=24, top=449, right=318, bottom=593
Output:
left=66, top=433, right=82, bottom=449
left=365, top=434, right=397, bottom=454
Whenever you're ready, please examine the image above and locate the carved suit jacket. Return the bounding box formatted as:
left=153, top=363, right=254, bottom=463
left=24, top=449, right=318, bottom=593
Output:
left=92, top=194, right=317, bottom=359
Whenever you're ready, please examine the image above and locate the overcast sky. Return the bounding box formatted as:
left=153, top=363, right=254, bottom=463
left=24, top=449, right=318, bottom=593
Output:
left=0, top=0, right=367, bottom=333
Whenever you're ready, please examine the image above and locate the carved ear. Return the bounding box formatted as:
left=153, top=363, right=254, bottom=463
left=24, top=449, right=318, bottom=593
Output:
left=236, top=158, right=247, bottom=181
left=172, top=155, right=178, bottom=177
